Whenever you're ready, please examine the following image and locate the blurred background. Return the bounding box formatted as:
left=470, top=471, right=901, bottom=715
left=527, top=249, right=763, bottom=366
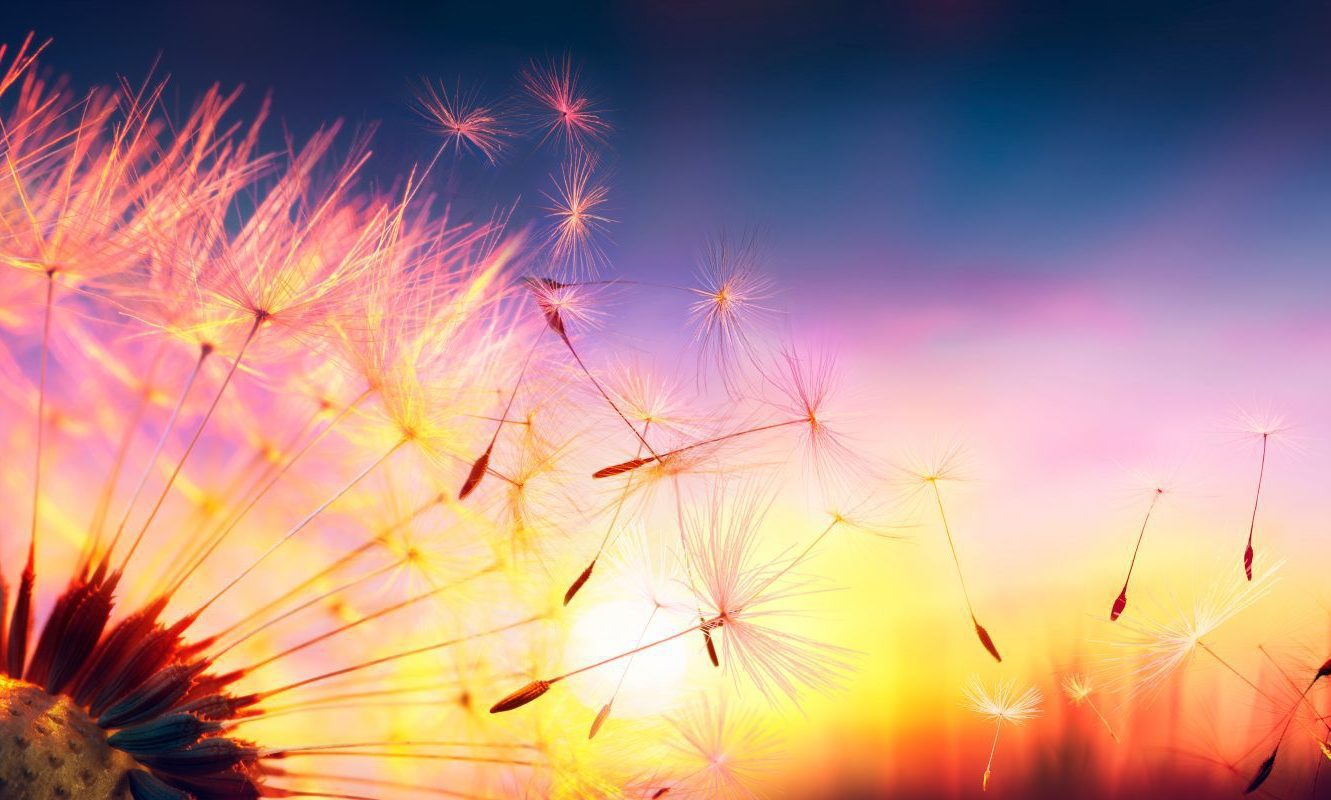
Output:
left=4, top=1, right=1330, bottom=796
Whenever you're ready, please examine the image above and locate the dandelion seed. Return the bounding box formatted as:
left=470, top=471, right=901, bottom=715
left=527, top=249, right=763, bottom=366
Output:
left=415, top=79, right=511, bottom=164
left=687, top=233, right=775, bottom=395
left=1110, top=483, right=1168, bottom=622
left=522, top=276, right=660, bottom=458
left=521, top=55, right=611, bottom=155
left=1061, top=673, right=1119, bottom=742
left=593, top=348, right=856, bottom=488
left=1105, top=564, right=1279, bottom=698
left=1235, top=411, right=1290, bottom=582
left=963, top=677, right=1042, bottom=792
left=542, top=157, right=613, bottom=280
left=1242, top=646, right=1331, bottom=793
left=492, top=488, right=848, bottom=713
left=584, top=527, right=689, bottom=736
left=901, top=449, right=1001, bottom=662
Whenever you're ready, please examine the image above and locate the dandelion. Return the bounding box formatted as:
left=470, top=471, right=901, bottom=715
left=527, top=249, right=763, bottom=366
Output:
left=688, top=233, right=775, bottom=395
left=0, top=38, right=875, bottom=800
left=900, top=448, right=1002, bottom=662
left=963, top=677, right=1042, bottom=792
left=1109, top=482, right=1169, bottom=621
left=0, top=42, right=573, bottom=800
left=1061, top=673, right=1119, bottom=742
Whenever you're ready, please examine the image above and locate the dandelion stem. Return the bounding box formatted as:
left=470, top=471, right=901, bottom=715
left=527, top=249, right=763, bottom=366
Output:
left=983, top=722, right=1001, bottom=791
left=595, top=422, right=650, bottom=557
left=121, top=315, right=264, bottom=568
left=930, top=479, right=1000, bottom=661
left=550, top=617, right=709, bottom=684
left=1198, top=641, right=1280, bottom=706
left=266, top=750, right=537, bottom=767
left=593, top=417, right=805, bottom=478
left=8, top=270, right=55, bottom=676
left=931, top=480, right=973, bottom=614
left=188, top=437, right=408, bottom=619
left=567, top=421, right=651, bottom=605
left=254, top=672, right=526, bottom=716
left=163, top=389, right=372, bottom=597
left=1243, top=433, right=1268, bottom=581
left=268, top=770, right=490, bottom=800
left=210, top=558, right=406, bottom=659
left=754, top=518, right=840, bottom=598
left=590, top=605, right=659, bottom=738
left=85, top=338, right=168, bottom=567
left=260, top=615, right=541, bottom=700
left=460, top=339, right=538, bottom=499
left=103, top=343, right=211, bottom=568
left=238, top=564, right=493, bottom=673
left=671, top=472, right=720, bottom=667
left=1256, top=645, right=1326, bottom=718
left=28, top=269, right=53, bottom=557
left=1086, top=697, right=1120, bottom=742
left=557, top=330, right=660, bottom=459
left=204, top=491, right=442, bottom=642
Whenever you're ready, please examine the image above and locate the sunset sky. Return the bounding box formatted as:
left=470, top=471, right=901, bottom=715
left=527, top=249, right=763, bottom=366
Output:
left=4, top=2, right=1330, bottom=797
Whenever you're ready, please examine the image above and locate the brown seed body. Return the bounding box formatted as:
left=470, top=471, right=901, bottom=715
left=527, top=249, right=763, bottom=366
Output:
left=489, top=679, right=551, bottom=713
left=974, top=622, right=1002, bottom=663
left=459, top=450, right=491, bottom=499
left=564, top=560, right=595, bottom=606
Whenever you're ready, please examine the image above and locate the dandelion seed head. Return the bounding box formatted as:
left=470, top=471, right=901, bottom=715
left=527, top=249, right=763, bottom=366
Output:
left=963, top=677, right=1043, bottom=725
left=521, top=55, right=611, bottom=155
left=688, top=234, right=774, bottom=392
left=542, top=158, right=613, bottom=280
left=1061, top=673, right=1094, bottom=704
left=415, top=79, right=511, bottom=164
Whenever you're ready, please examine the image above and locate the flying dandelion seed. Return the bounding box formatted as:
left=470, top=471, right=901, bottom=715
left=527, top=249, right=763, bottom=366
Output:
left=562, top=364, right=694, bottom=607
left=1104, top=564, right=1280, bottom=699
left=963, top=677, right=1042, bottom=792
left=490, top=487, right=850, bottom=714
left=415, top=79, right=512, bottom=165
left=521, top=276, right=662, bottom=460
left=592, top=348, right=857, bottom=489
left=1234, top=411, right=1290, bottom=582
left=1110, top=483, right=1169, bottom=622
left=1240, top=647, right=1331, bottom=793
left=542, top=157, right=613, bottom=280
left=899, top=449, right=1002, bottom=662
left=1061, top=673, right=1119, bottom=742
left=687, top=233, right=775, bottom=396
left=520, top=55, right=611, bottom=155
